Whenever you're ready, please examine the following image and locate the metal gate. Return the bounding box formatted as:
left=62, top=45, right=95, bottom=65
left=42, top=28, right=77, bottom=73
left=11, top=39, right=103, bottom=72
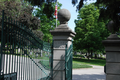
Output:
left=65, top=43, right=73, bottom=80
left=0, top=10, right=53, bottom=80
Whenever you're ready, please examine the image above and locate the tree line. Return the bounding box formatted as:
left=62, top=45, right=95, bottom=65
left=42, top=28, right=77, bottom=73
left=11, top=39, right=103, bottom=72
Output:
left=0, top=0, right=120, bottom=59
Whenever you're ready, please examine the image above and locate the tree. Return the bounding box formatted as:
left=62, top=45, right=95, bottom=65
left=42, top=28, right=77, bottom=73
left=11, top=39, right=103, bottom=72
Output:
left=0, top=0, right=43, bottom=39
left=95, top=0, right=120, bottom=33
left=24, top=0, right=91, bottom=18
left=33, top=2, right=62, bottom=43
left=25, top=0, right=120, bottom=31
left=73, top=4, right=109, bottom=59
left=24, top=0, right=89, bottom=10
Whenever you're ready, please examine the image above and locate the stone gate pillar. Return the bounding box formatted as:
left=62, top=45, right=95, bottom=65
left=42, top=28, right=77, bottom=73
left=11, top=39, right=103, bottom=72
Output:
left=102, top=21, right=120, bottom=80
left=50, top=9, right=76, bottom=80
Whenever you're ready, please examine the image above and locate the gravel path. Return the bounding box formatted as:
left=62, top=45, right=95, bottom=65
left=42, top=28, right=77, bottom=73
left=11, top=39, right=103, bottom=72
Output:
left=72, top=65, right=106, bottom=80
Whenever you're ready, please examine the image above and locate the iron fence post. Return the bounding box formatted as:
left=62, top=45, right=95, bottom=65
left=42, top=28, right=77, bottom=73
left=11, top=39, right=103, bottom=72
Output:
left=0, top=10, right=4, bottom=79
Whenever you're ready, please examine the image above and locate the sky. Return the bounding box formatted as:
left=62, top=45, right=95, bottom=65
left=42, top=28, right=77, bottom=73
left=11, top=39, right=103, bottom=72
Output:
left=58, top=0, right=96, bottom=31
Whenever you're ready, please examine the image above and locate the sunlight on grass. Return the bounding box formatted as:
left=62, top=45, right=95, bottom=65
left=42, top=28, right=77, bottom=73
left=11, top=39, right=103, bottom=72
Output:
left=73, top=62, right=92, bottom=69
left=73, top=58, right=106, bottom=66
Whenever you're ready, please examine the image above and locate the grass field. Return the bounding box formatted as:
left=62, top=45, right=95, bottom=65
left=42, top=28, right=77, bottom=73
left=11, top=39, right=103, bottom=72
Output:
left=72, top=57, right=106, bottom=69
left=72, top=61, right=92, bottom=69
left=38, top=55, right=106, bottom=69
left=73, top=58, right=106, bottom=66
left=39, top=60, right=50, bottom=70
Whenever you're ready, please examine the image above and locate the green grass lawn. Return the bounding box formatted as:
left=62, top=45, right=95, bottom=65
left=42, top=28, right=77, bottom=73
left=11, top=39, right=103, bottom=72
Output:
left=72, top=62, right=92, bottom=69
left=38, top=56, right=106, bottom=69
left=72, top=58, right=106, bottom=69
left=39, top=60, right=50, bottom=70
left=73, top=58, right=106, bottom=66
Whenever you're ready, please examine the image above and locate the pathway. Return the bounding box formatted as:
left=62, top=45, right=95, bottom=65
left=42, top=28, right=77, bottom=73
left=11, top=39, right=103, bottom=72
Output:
left=72, top=65, right=106, bottom=80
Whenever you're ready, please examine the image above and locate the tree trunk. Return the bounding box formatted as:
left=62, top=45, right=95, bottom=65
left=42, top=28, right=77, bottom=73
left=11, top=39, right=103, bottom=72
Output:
left=87, top=53, right=90, bottom=61
left=90, top=51, right=93, bottom=59
left=95, top=53, right=97, bottom=59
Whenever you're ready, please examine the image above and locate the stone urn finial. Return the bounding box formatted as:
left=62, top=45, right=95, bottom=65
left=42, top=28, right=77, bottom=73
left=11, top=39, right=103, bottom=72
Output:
left=50, top=8, right=76, bottom=36
left=107, top=20, right=119, bottom=39
left=58, top=9, right=71, bottom=24
left=107, top=20, right=119, bottom=34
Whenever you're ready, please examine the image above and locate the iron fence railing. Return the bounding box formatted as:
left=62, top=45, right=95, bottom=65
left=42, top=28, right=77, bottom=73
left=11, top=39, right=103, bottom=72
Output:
left=0, top=10, right=53, bottom=80
left=65, top=43, right=73, bottom=80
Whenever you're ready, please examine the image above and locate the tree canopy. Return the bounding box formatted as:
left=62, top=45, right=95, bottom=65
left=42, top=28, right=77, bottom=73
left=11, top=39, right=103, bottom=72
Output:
left=0, top=0, right=43, bottom=39
left=95, top=0, right=120, bottom=32
left=73, top=3, right=109, bottom=53
left=25, top=0, right=120, bottom=30
left=33, top=2, right=61, bottom=43
left=24, top=0, right=90, bottom=18
left=0, top=0, right=41, bottom=30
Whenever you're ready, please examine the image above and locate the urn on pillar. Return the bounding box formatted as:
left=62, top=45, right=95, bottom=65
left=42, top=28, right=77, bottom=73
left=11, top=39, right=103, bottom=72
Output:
left=50, top=9, right=76, bottom=80
left=102, top=21, right=120, bottom=80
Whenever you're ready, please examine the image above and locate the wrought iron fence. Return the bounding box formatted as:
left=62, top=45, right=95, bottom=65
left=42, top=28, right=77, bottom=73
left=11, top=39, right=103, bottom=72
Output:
left=65, top=43, right=73, bottom=80
left=0, top=10, right=53, bottom=80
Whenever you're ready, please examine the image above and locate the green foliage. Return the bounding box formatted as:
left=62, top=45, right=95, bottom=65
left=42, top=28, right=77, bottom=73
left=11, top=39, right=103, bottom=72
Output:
left=95, top=0, right=120, bottom=28
left=25, top=0, right=57, bottom=19
left=33, top=2, right=62, bottom=43
left=0, top=0, right=43, bottom=40
left=73, top=55, right=85, bottom=59
left=73, top=4, right=109, bottom=53
left=24, top=0, right=88, bottom=18
left=0, top=0, right=41, bottom=30
left=24, top=0, right=120, bottom=29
